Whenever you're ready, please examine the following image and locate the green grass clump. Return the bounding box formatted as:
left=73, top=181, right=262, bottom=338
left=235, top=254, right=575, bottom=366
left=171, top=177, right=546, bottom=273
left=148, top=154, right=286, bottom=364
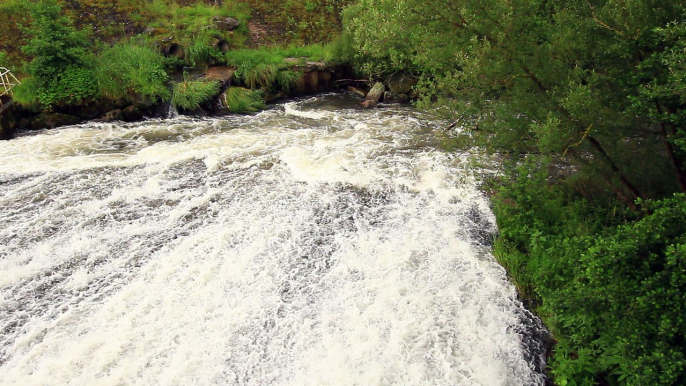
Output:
left=243, top=63, right=278, bottom=89
left=172, top=79, right=220, bottom=110
left=274, top=70, right=301, bottom=93
left=226, top=45, right=339, bottom=91
left=222, top=87, right=265, bottom=113
left=185, top=33, right=225, bottom=67
left=94, top=41, right=170, bottom=101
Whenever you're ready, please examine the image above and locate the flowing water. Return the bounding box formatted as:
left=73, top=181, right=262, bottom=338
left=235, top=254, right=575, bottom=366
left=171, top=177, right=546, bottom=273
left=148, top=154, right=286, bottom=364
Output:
left=0, top=93, right=547, bottom=385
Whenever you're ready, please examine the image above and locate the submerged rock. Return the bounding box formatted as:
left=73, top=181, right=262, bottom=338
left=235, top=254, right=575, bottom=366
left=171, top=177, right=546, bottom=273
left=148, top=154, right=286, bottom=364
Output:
left=347, top=86, right=367, bottom=97
left=94, top=109, right=123, bottom=122
left=28, top=113, right=81, bottom=130
left=383, top=91, right=410, bottom=104
left=359, top=100, right=378, bottom=109
left=122, top=105, right=144, bottom=122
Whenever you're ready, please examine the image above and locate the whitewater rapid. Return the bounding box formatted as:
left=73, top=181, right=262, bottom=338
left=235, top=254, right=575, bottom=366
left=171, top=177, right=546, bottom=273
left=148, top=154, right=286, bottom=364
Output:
left=0, top=93, right=546, bottom=385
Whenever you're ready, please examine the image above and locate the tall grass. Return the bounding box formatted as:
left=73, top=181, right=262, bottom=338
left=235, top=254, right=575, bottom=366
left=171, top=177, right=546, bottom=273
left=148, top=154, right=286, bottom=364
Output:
left=94, top=41, right=171, bottom=101
left=186, top=33, right=225, bottom=67
left=222, top=87, right=265, bottom=113
left=172, top=79, right=220, bottom=110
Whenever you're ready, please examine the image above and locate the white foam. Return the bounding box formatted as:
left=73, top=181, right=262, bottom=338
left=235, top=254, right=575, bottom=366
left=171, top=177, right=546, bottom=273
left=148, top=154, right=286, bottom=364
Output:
left=0, top=95, right=545, bottom=385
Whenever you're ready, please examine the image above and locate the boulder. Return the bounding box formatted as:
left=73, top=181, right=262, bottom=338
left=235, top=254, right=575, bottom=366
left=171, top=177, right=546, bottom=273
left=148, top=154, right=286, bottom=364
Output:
left=213, top=16, right=240, bottom=31
left=30, top=113, right=81, bottom=130
left=127, top=93, right=157, bottom=110
left=94, top=109, right=123, bottom=122
left=386, top=72, right=418, bottom=94
left=203, top=66, right=234, bottom=85
left=360, top=100, right=378, bottom=109
left=306, top=61, right=327, bottom=71
left=122, top=105, right=144, bottom=122
left=383, top=91, right=410, bottom=104
left=365, top=82, right=385, bottom=102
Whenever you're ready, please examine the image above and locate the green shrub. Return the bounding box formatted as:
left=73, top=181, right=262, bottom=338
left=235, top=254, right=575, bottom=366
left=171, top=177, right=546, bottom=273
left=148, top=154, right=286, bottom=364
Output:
left=494, top=160, right=686, bottom=385
left=324, top=34, right=356, bottom=64
left=21, top=0, right=90, bottom=82
left=94, top=41, right=170, bottom=101
left=172, top=79, right=220, bottom=111
left=222, top=87, right=265, bottom=113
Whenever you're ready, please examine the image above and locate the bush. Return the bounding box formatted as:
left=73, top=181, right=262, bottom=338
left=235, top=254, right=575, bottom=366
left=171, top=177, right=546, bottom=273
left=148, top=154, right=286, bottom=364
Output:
left=494, top=160, right=686, bottom=385
left=21, top=0, right=90, bottom=82
left=222, top=87, right=265, bottom=113
left=94, top=41, right=170, bottom=101
left=172, top=79, right=220, bottom=111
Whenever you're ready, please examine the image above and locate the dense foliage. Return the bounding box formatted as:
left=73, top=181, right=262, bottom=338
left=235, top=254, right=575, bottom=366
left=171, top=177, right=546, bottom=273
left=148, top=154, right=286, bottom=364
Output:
left=494, top=163, right=686, bottom=385
left=344, top=0, right=686, bottom=384
left=17, top=0, right=99, bottom=108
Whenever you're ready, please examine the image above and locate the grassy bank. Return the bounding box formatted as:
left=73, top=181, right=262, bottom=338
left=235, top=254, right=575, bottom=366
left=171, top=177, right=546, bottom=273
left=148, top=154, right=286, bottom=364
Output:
left=0, top=0, right=352, bottom=116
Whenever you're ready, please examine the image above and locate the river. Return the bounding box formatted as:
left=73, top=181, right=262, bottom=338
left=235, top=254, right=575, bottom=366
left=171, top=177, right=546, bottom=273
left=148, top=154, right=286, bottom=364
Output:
left=0, top=93, right=547, bottom=385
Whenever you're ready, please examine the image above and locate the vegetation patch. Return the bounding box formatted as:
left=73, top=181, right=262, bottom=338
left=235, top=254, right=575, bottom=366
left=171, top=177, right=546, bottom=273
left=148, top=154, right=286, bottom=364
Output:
left=222, top=87, right=265, bottom=113
left=172, top=78, right=220, bottom=110
left=94, top=40, right=171, bottom=102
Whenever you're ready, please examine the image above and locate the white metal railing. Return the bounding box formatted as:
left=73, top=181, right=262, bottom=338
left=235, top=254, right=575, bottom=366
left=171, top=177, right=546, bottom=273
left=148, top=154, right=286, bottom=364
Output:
left=0, top=67, right=20, bottom=106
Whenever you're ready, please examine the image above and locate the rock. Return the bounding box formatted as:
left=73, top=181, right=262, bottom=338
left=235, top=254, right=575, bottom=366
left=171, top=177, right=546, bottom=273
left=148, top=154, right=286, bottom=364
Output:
left=30, top=113, right=81, bottom=130
left=306, top=61, right=327, bottom=71
left=213, top=16, right=240, bottom=31
left=386, top=72, right=418, bottom=94
left=19, top=118, right=31, bottom=129
left=127, top=93, right=157, bottom=110
left=365, top=82, right=385, bottom=102
left=284, top=58, right=305, bottom=66
left=122, top=105, right=144, bottom=122
left=94, top=109, right=123, bottom=122
left=347, top=86, right=367, bottom=97
left=359, top=100, right=378, bottom=109
left=203, top=66, right=234, bottom=85
left=144, top=27, right=157, bottom=35
left=383, top=91, right=410, bottom=104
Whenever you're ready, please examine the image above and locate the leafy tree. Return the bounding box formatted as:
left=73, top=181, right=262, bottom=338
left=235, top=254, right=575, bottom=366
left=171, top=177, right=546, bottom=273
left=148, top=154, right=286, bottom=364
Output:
left=20, top=0, right=97, bottom=108
left=345, top=0, right=686, bottom=206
